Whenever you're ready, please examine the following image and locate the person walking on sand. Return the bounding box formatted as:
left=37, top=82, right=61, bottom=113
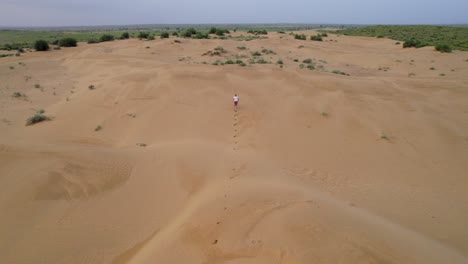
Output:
left=233, top=94, right=239, bottom=110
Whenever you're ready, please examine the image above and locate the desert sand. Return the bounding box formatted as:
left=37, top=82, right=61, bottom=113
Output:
left=1, top=31, right=468, bottom=264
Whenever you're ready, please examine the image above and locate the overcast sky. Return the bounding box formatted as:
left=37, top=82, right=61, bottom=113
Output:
left=1, top=0, right=467, bottom=27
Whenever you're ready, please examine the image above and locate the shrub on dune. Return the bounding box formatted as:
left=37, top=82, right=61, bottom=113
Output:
left=160, top=32, right=170, bottom=39
left=294, top=34, right=307, bottom=40
left=59, top=38, right=77, bottom=47
left=34, top=40, right=49, bottom=51
left=310, top=35, right=323, bottom=41
left=138, top=32, right=150, bottom=39
left=26, top=114, right=49, bottom=126
left=121, top=32, right=130, bottom=39
left=100, top=34, right=115, bottom=42
left=435, top=44, right=452, bottom=53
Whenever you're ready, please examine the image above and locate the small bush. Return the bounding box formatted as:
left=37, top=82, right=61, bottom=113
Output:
left=160, top=32, right=170, bottom=39
left=251, top=51, right=261, bottom=56
left=138, top=32, right=150, bottom=39
left=395, top=42, right=400, bottom=45
left=332, top=70, right=349, bottom=76
left=293, top=59, right=298, bottom=62
left=294, top=34, right=306, bottom=40
left=193, top=32, right=209, bottom=39
left=403, top=39, right=425, bottom=48
left=26, top=114, right=49, bottom=126
left=215, top=29, right=225, bottom=36
left=95, top=125, right=102, bottom=131
left=121, top=32, right=130, bottom=39
left=34, top=84, right=40, bottom=88
left=439, top=73, right=445, bottom=76
left=100, top=34, right=115, bottom=42
left=88, top=39, right=99, bottom=44
left=430, top=67, right=435, bottom=70
left=209, top=27, right=217, bottom=34
left=302, top=58, right=312, bottom=63
left=59, top=38, right=77, bottom=47
left=13, top=92, right=25, bottom=98
left=256, top=58, right=268, bottom=64
left=88, top=85, right=95, bottom=90
left=37, top=109, right=45, bottom=114
left=225, top=59, right=235, bottom=64
left=321, top=33, right=328, bottom=37
left=277, top=59, right=283, bottom=65
left=34, top=40, right=49, bottom=51
left=148, top=35, right=155, bottom=40
left=307, top=64, right=315, bottom=70
left=262, top=49, right=275, bottom=55
left=172, top=32, right=179, bottom=36
left=247, top=30, right=267, bottom=35
left=51, top=39, right=59, bottom=45
left=311, top=35, right=323, bottom=41
left=235, top=60, right=244, bottom=64
left=237, top=46, right=247, bottom=50
left=174, top=40, right=181, bottom=43
left=435, top=44, right=452, bottom=53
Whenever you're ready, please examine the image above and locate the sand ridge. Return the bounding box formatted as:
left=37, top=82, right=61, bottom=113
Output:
left=1, top=31, right=468, bottom=263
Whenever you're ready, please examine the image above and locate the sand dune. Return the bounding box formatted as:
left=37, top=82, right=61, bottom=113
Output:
left=1, top=31, right=468, bottom=263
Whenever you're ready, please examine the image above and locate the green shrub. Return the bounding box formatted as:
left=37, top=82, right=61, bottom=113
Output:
left=34, top=84, right=40, bottom=88
left=95, top=125, right=102, bottom=131
left=332, top=70, right=349, bottom=76
left=294, top=34, right=306, bottom=40
left=215, top=29, right=225, bottom=36
left=237, top=46, right=247, bottom=50
left=251, top=51, right=261, bottom=56
left=247, top=29, right=268, bottom=35
left=88, top=85, right=95, bottom=90
left=235, top=60, right=244, bottom=64
left=321, top=33, right=328, bottom=37
left=148, top=35, right=155, bottom=40
left=172, top=32, right=179, bottom=36
left=435, top=44, right=452, bottom=53
left=209, top=27, right=217, bottom=34
left=138, top=32, right=150, bottom=39
left=311, top=35, right=323, bottom=41
left=403, top=39, right=425, bottom=48
left=34, top=40, right=49, bottom=51
left=225, top=59, right=235, bottom=64
left=256, top=58, right=268, bottom=64
left=121, top=32, right=130, bottom=39
left=88, top=39, right=99, bottom=44
left=160, top=32, right=170, bottom=39
left=193, top=32, right=209, bottom=39
left=307, top=64, right=315, bottom=70
left=26, top=114, right=49, bottom=126
left=100, top=34, right=115, bottom=42
left=13, top=92, right=25, bottom=98
left=174, top=40, right=181, bottom=43
left=59, top=38, right=77, bottom=47
left=303, top=58, right=312, bottom=63
left=277, top=59, right=283, bottom=65
left=262, top=49, right=275, bottom=54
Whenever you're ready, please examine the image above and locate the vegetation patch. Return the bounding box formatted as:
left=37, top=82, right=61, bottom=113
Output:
left=310, top=35, right=323, bottom=41
left=59, top=38, right=77, bottom=47
left=435, top=44, right=452, bottom=53
left=247, top=29, right=268, bottom=35
left=331, top=70, right=349, bottom=76
left=294, top=34, right=307, bottom=40
left=26, top=114, right=49, bottom=126
left=332, top=25, right=468, bottom=51
left=100, top=34, right=115, bottom=42
left=34, top=40, right=49, bottom=51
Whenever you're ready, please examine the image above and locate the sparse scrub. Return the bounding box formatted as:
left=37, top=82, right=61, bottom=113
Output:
left=435, top=44, right=452, bottom=53
left=403, top=39, right=425, bottom=48
left=87, top=39, right=99, bottom=44
left=100, top=34, right=115, bottom=42
left=331, top=70, right=349, bottom=76
left=237, top=46, right=247, bottom=50
left=256, top=58, right=268, bottom=64
left=95, top=125, right=102, bottom=131
left=380, top=133, right=389, bottom=140
left=34, top=84, right=40, bottom=88
left=294, top=34, right=307, bottom=40
left=408, top=72, right=416, bottom=77
left=225, top=59, right=235, bottom=64
left=160, top=32, right=170, bottom=39
left=121, top=32, right=130, bottom=39
left=137, top=32, right=150, bottom=39
left=34, top=40, right=49, bottom=51
left=439, top=73, right=445, bottom=76
left=26, top=114, right=49, bottom=126
left=59, top=37, right=77, bottom=47
left=88, top=85, right=95, bottom=90
left=307, top=64, right=315, bottom=70
left=277, top=59, right=283, bottom=65
left=262, top=49, right=275, bottom=55
left=321, top=112, right=328, bottom=117
left=247, top=29, right=268, bottom=35
left=9, top=66, right=14, bottom=70
left=310, top=35, right=323, bottom=41
left=192, top=32, right=209, bottom=39
left=430, top=67, right=435, bottom=70
left=251, top=51, right=261, bottom=56
left=302, top=58, right=313, bottom=64
left=174, top=39, right=181, bottom=43
left=13, top=92, right=25, bottom=98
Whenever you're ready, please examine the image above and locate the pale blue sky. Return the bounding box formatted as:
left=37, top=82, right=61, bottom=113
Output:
left=1, top=0, right=467, bottom=27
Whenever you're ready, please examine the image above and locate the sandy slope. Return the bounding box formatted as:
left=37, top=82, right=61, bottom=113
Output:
left=0, top=31, right=468, bottom=264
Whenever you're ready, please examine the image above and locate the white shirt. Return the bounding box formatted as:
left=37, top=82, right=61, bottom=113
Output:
left=233, top=96, right=239, bottom=102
